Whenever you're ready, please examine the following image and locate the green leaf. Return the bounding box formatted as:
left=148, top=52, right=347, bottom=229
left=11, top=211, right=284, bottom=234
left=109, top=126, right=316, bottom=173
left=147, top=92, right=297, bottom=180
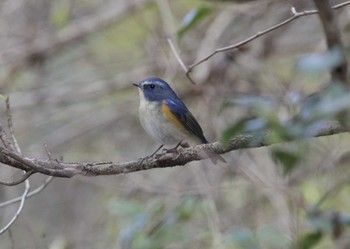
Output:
left=177, top=7, right=212, bottom=38
left=271, top=147, right=300, bottom=175
left=294, top=231, right=323, bottom=249
left=221, top=118, right=252, bottom=146
left=175, top=198, right=197, bottom=220
left=132, top=234, right=158, bottom=249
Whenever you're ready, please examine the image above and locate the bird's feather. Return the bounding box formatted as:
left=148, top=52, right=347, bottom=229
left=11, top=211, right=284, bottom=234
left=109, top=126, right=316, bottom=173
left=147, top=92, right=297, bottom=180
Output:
left=163, top=99, right=208, bottom=143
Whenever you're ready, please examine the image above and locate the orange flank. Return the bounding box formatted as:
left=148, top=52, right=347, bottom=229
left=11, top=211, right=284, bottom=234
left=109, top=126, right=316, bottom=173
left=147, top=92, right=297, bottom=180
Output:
left=161, top=102, right=185, bottom=129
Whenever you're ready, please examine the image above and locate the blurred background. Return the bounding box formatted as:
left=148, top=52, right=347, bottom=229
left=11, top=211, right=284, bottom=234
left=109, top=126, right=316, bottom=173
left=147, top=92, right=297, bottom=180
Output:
left=1, top=0, right=350, bottom=248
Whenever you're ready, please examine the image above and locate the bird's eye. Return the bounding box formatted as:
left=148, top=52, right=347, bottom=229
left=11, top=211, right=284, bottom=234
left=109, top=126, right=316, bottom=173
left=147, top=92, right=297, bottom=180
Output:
left=149, top=84, right=155, bottom=89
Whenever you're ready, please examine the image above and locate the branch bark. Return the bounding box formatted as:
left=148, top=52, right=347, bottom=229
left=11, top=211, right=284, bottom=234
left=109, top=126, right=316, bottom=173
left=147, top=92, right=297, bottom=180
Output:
left=0, top=122, right=347, bottom=178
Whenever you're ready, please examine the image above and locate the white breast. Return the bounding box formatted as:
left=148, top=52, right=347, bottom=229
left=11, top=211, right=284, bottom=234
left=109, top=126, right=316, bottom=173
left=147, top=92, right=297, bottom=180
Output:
left=138, top=90, right=186, bottom=145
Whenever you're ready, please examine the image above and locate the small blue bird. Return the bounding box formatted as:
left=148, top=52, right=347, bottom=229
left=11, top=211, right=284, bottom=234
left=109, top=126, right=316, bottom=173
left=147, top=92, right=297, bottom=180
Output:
left=133, top=77, right=225, bottom=164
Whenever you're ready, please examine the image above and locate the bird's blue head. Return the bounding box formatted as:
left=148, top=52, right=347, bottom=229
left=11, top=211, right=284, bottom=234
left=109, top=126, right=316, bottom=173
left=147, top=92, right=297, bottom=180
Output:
left=133, top=77, right=179, bottom=101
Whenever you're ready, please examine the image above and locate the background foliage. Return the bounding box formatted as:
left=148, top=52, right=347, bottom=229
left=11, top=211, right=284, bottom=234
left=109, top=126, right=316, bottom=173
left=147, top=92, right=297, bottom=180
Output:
left=1, top=0, right=350, bottom=248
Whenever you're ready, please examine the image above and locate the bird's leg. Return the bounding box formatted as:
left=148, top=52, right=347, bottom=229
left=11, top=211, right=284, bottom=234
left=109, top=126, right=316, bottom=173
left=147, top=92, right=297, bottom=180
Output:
left=162, top=141, right=183, bottom=154
left=150, top=144, right=164, bottom=157
left=139, top=144, right=164, bottom=166
left=180, top=141, right=189, bottom=148
left=162, top=141, right=190, bottom=161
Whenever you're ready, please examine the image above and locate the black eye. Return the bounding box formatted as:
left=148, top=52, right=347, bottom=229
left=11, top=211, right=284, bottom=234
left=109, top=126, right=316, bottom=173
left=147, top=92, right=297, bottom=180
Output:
left=149, top=84, right=155, bottom=89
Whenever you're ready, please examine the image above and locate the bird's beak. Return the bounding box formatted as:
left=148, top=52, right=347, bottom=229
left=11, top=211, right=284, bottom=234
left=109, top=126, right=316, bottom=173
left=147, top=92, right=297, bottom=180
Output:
left=132, top=83, right=140, bottom=88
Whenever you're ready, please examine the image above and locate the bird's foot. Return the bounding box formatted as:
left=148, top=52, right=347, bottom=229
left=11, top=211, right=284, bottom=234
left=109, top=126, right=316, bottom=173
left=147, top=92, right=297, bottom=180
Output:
left=138, top=144, right=164, bottom=166
left=157, top=141, right=189, bottom=159
left=160, top=141, right=186, bottom=155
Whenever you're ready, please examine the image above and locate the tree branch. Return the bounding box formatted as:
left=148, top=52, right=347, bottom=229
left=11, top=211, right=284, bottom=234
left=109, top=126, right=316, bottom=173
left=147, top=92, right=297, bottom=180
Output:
left=0, top=97, right=36, bottom=186
left=5, top=97, right=21, bottom=154
left=0, top=171, right=33, bottom=186
left=0, top=124, right=15, bottom=152
left=167, top=38, right=196, bottom=84
left=0, top=122, right=347, bottom=178
left=184, top=1, right=350, bottom=80
left=313, top=0, right=348, bottom=85
left=0, top=177, right=30, bottom=235
left=0, top=176, right=53, bottom=209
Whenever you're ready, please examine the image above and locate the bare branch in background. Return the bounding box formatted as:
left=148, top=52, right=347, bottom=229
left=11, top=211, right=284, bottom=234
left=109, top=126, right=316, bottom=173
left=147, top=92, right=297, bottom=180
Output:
left=0, top=1, right=350, bottom=245
left=0, top=176, right=54, bottom=209
left=0, top=96, right=31, bottom=234
left=167, top=39, right=188, bottom=74
left=313, top=0, right=348, bottom=85
left=0, top=178, right=30, bottom=235
left=3, top=0, right=151, bottom=82
left=184, top=1, right=350, bottom=80
left=167, top=38, right=196, bottom=84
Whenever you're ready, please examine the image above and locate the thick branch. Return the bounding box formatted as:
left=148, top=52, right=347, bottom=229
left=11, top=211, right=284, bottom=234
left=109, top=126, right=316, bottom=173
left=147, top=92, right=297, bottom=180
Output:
left=0, top=122, right=347, bottom=178
left=313, top=0, right=348, bottom=84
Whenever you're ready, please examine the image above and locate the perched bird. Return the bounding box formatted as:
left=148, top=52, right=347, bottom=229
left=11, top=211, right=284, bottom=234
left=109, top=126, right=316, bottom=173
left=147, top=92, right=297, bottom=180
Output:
left=133, top=77, right=225, bottom=164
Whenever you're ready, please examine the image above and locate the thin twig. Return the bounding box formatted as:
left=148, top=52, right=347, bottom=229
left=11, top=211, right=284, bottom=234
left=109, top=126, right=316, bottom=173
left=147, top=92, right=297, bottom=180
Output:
left=0, top=176, right=53, bottom=209
left=167, top=38, right=196, bottom=84
left=5, top=97, right=21, bottom=154
left=0, top=177, right=30, bottom=235
left=0, top=171, right=33, bottom=186
left=167, top=38, right=188, bottom=72
left=188, top=9, right=316, bottom=71
left=333, top=0, right=350, bottom=9
left=187, top=1, right=350, bottom=74
left=44, top=143, right=53, bottom=164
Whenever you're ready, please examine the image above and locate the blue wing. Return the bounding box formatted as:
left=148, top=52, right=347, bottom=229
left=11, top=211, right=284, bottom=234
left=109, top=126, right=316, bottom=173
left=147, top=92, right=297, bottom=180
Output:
left=164, top=99, right=208, bottom=144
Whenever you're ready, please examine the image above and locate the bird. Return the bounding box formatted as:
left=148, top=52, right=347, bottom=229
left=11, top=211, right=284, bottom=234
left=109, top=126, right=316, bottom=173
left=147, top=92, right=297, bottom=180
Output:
left=133, top=77, right=225, bottom=164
